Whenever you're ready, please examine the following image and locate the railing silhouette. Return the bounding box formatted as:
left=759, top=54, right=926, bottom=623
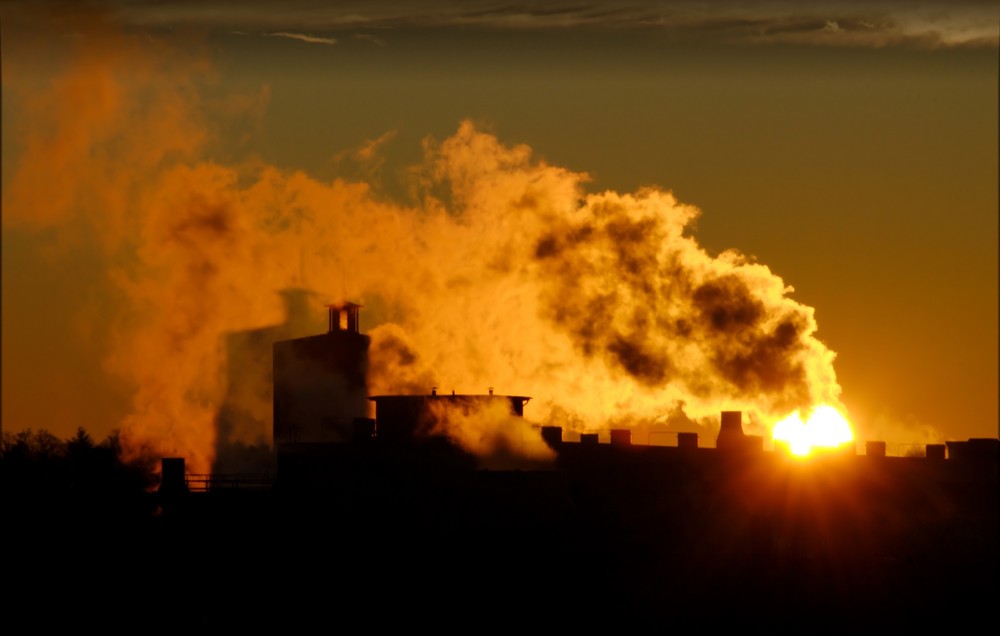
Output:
left=184, top=473, right=274, bottom=492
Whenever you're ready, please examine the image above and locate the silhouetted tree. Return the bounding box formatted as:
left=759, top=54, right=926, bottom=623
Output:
left=1, top=429, right=69, bottom=493
left=1, top=426, right=157, bottom=524
left=1, top=428, right=66, bottom=460
left=66, top=427, right=94, bottom=453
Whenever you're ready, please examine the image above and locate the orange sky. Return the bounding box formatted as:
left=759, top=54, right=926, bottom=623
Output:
left=2, top=2, right=997, bottom=462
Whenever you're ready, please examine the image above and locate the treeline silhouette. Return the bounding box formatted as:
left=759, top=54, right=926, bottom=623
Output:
left=1, top=428, right=161, bottom=537
left=1, top=427, right=277, bottom=496
left=1, top=427, right=284, bottom=626
left=2, top=428, right=155, bottom=492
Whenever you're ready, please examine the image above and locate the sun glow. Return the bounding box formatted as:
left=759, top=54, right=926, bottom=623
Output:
left=772, top=405, right=854, bottom=457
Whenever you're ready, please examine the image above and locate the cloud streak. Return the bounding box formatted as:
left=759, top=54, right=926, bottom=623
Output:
left=54, top=0, right=997, bottom=48
left=264, top=31, right=336, bottom=45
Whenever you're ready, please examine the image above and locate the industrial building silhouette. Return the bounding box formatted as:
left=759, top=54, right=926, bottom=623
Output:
left=151, top=301, right=997, bottom=626
left=264, top=301, right=996, bottom=471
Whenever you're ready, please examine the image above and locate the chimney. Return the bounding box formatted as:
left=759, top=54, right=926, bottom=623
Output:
left=716, top=411, right=745, bottom=451
left=159, top=457, right=189, bottom=496
left=541, top=426, right=563, bottom=450
left=677, top=432, right=699, bottom=450
left=866, top=441, right=887, bottom=457
left=925, top=444, right=945, bottom=461
left=609, top=429, right=632, bottom=446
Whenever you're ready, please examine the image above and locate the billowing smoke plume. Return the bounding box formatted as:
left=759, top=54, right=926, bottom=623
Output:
left=427, top=399, right=555, bottom=470
left=3, top=18, right=843, bottom=472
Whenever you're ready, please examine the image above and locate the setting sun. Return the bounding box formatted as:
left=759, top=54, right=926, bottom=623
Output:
left=772, top=405, right=854, bottom=457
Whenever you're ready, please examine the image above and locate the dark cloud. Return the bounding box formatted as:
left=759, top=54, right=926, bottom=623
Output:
left=6, top=1, right=994, bottom=47
left=530, top=184, right=834, bottom=416
left=692, top=276, right=764, bottom=333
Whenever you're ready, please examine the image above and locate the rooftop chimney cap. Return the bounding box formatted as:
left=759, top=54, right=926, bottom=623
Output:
left=326, top=301, right=363, bottom=309
left=327, top=301, right=363, bottom=334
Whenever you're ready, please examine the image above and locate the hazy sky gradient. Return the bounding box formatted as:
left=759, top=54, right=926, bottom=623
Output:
left=2, top=1, right=997, bottom=450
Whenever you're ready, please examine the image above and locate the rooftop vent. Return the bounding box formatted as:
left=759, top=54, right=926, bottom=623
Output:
left=327, top=302, right=362, bottom=334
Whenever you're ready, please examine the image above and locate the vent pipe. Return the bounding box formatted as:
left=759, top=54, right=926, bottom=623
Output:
left=327, top=302, right=362, bottom=334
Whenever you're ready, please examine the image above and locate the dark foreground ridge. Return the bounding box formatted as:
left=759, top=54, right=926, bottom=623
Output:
left=5, top=424, right=997, bottom=630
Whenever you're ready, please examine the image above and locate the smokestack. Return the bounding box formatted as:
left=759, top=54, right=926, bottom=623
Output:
left=610, top=429, right=631, bottom=446
left=716, top=411, right=745, bottom=451
left=925, top=444, right=945, bottom=460
left=866, top=441, right=887, bottom=457
left=158, top=457, right=189, bottom=496
left=677, top=432, right=699, bottom=450
left=541, top=425, right=563, bottom=450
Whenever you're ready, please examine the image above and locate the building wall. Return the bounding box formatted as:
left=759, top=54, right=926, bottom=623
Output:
left=273, top=331, right=370, bottom=447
